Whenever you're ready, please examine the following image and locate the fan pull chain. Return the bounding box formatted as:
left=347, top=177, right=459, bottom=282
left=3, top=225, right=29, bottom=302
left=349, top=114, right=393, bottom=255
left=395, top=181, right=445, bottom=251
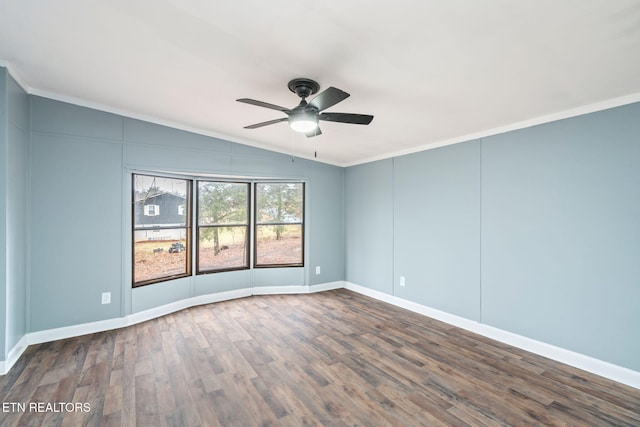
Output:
left=291, top=129, right=296, bottom=162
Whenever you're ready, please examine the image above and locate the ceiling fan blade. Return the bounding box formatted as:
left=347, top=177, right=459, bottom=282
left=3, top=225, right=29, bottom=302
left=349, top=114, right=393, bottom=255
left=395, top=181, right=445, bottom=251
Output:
left=244, top=117, right=288, bottom=129
left=308, top=87, right=350, bottom=112
left=305, top=127, right=322, bottom=138
left=319, top=112, right=374, bottom=125
left=236, top=98, right=292, bottom=114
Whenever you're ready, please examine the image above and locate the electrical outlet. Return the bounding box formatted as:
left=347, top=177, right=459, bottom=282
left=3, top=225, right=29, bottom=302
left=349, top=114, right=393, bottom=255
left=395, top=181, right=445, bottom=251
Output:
left=101, top=292, right=111, bottom=304
left=399, top=276, right=406, bottom=287
left=315, top=266, right=321, bottom=275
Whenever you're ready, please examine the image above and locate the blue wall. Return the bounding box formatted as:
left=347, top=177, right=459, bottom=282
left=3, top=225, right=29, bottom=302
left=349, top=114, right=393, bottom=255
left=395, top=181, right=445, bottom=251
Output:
left=345, top=102, right=640, bottom=372
left=30, top=103, right=123, bottom=330
left=0, top=69, right=30, bottom=360
left=394, top=141, right=481, bottom=320
left=0, top=68, right=6, bottom=359
left=345, top=159, right=394, bottom=294
left=28, top=96, right=344, bottom=331
left=481, top=105, right=640, bottom=370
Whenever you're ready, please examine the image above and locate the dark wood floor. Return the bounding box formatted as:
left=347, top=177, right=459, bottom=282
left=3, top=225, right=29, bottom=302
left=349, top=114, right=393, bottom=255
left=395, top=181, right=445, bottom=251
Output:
left=1, top=289, right=639, bottom=426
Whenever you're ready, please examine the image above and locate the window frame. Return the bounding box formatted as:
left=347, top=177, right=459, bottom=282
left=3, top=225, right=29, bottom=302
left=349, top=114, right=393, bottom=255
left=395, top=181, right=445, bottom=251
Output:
left=196, top=180, right=251, bottom=275
left=132, top=173, right=193, bottom=287
left=253, top=181, right=305, bottom=269
left=131, top=173, right=306, bottom=288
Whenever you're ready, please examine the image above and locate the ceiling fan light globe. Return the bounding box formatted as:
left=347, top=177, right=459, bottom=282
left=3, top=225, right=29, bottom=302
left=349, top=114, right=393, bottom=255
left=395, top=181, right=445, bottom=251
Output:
left=290, top=120, right=317, bottom=133
left=289, top=115, right=318, bottom=133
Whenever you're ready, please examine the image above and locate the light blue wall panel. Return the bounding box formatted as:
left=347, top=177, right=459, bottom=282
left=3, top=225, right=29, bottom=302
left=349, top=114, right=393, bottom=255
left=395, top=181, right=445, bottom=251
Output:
left=125, top=118, right=231, bottom=152
left=0, top=68, right=7, bottom=356
left=231, top=143, right=292, bottom=159
left=344, top=159, right=394, bottom=294
left=30, top=133, right=122, bottom=331
left=7, top=74, right=28, bottom=130
left=124, top=143, right=233, bottom=174
left=309, top=162, right=344, bottom=285
left=481, top=103, right=640, bottom=371
left=31, top=97, right=123, bottom=141
left=194, top=270, right=252, bottom=295
left=5, top=73, right=29, bottom=352
left=394, top=142, right=481, bottom=320
left=230, top=154, right=310, bottom=178
left=253, top=268, right=305, bottom=287
left=132, top=277, right=192, bottom=313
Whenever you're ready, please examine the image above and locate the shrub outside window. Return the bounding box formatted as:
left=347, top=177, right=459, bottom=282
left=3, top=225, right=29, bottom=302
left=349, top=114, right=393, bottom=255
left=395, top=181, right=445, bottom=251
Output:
left=197, top=181, right=250, bottom=273
left=132, top=174, right=191, bottom=286
left=254, top=182, right=304, bottom=267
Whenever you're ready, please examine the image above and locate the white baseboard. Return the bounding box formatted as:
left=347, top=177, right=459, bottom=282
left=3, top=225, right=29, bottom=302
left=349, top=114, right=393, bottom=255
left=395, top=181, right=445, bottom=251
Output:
left=26, top=317, right=128, bottom=347
left=252, top=285, right=308, bottom=295
left=343, top=281, right=640, bottom=390
left=0, top=335, right=29, bottom=375
left=0, top=282, right=345, bottom=375
left=309, top=281, right=346, bottom=293
left=253, top=281, right=345, bottom=295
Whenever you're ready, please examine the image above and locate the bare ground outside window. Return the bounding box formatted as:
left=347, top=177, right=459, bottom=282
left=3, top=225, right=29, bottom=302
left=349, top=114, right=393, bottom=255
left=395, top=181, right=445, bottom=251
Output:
left=135, top=237, right=301, bottom=280
left=256, top=235, right=302, bottom=265
left=199, top=242, right=247, bottom=270
left=134, top=240, right=188, bottom=283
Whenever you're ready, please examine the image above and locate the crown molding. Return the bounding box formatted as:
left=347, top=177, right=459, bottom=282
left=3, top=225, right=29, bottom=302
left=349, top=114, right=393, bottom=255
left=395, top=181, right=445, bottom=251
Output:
left=0, top=59, right=32, bottom=93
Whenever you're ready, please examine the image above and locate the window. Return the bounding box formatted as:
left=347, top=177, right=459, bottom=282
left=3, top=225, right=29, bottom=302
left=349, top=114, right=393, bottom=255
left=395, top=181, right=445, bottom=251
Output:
left=144, top=204, right=160, bottom=216
left=255, top=182, right=304, bottom=267
left=132, top=174, right=304, bottom=287
left=132, top=174, right=192, bottom=286
left=197, top=181, right=250, bottom=273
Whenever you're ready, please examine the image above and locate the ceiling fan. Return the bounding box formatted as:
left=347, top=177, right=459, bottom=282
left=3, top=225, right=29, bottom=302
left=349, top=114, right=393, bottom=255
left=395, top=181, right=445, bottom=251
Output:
left=237, top=78, right=373, bottom=137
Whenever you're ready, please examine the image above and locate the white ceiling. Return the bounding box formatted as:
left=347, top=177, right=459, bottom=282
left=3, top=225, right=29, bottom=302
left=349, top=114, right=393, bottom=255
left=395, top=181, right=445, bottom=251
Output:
left=1, top=1, right=640, bottom=166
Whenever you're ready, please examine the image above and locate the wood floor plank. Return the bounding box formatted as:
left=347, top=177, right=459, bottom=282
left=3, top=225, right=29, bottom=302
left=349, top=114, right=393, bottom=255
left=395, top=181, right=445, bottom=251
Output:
left=134, top=372, right=160, bottom=426
left=1, top=289, right=639, bottom=426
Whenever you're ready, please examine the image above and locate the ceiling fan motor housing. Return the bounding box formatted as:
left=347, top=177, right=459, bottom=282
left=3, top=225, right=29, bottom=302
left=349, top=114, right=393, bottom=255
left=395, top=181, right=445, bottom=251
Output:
left=288, top=78, right=320, bottom=100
